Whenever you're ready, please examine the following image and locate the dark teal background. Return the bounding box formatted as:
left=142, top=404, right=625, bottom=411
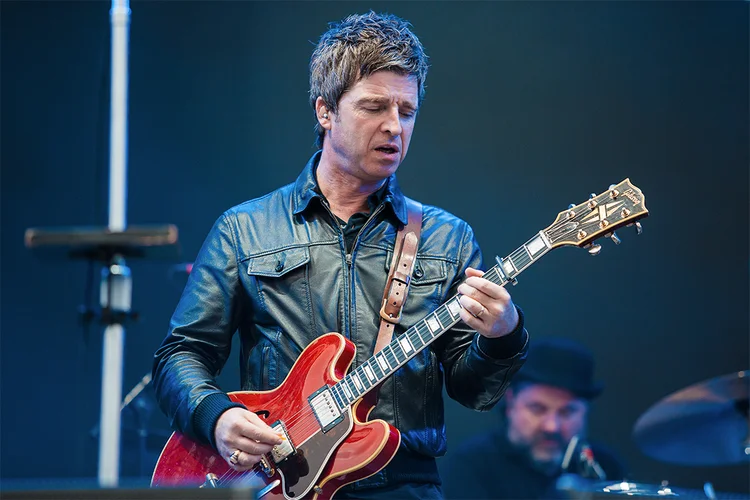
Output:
left=2, top=1, right=748, bottom=495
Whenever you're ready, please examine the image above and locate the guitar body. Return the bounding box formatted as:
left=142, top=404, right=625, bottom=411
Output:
left=151, top=333, right=401, bottom=499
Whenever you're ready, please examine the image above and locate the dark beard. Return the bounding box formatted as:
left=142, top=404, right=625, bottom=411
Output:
left=511, top=433, right=565, bottom=477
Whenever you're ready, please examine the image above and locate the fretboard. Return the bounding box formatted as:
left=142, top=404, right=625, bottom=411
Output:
left=328, top=230, right=552, bottom=410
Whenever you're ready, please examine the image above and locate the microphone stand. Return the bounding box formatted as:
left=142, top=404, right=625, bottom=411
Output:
left=98, top=0, right=131, bottom=486
left=24, top=0, right=180, bottom=488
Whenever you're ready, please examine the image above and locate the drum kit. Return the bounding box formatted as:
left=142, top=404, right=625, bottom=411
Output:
left=564, top=370, right=749, bottom=499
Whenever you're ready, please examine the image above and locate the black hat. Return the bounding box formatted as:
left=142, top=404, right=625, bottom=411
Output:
left=515, top=337, right=604, bottom=400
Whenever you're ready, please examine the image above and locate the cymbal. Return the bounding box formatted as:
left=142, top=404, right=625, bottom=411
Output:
left=633, top=370, right=749, bottom=466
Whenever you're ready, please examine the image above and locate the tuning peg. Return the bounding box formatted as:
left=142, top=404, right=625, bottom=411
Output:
left=609, top=232, right=621, bottom=245
left=628, top=221, right=643, bottom=235
left=626, top=221, right=643, bottom=235
left=608, top=184, right=616, bottom=190
left=586, top=243, right=602, bottom=256
left=568, top=203, right=575, bottom=209
left=589, top=193, right=596, bottom=199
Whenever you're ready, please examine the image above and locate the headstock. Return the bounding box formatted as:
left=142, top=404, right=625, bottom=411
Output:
left=544, top=179, right=648, bottom=252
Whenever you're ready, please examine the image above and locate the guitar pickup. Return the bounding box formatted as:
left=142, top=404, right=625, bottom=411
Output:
left=269, top=420, right=295, bottom=464
left=309, top=386, right=344, bottom=433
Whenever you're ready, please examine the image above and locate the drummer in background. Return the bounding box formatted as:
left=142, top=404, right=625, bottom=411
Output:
left=441, top=337, right=626, bottom=499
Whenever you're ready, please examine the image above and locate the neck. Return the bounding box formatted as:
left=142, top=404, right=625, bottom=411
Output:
left=316, top=153, right=386, bottom=221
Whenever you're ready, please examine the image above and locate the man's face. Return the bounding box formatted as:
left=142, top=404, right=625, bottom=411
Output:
left=321, top=70, right=418, bottom=183
left=506, top=384, right=588, bottom=474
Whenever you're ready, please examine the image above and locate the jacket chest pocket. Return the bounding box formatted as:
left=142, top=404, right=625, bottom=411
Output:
left=385, top=254, right=449, bottom=320
left=244, top=246, right=312, bottom=327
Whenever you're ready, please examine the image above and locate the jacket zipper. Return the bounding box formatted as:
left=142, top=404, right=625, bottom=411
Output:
left=321, top=201, right=386, bottom=368
left=345, top=205, right=385, bottom=368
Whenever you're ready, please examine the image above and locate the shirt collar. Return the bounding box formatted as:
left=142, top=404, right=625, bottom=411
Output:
left=292, top=150, right=408, bottom=226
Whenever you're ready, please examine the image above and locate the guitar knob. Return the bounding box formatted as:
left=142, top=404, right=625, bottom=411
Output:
left=587, top=244, right=602, bottom=256
left=609, top=232, right=621, bottom=245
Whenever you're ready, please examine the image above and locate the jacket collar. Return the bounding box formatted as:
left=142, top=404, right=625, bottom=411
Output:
left=292, top=150, right=408, bottom=226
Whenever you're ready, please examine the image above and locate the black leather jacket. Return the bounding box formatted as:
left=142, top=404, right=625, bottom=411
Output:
left=152, top=152, right=528, bottom=487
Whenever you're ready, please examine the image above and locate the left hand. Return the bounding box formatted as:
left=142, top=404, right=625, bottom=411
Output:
left=457, top=267, right=519, bottom=338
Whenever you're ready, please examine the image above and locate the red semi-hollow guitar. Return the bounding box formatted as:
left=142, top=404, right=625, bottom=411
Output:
left=151, top=180, right=648, bottom=499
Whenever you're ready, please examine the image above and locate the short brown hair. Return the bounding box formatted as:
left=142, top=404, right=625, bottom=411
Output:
left=309, top=11, right=429, bottom=147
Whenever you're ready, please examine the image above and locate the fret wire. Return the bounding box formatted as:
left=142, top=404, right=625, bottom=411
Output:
left=369, top=358, right=384, bottom=379
left=488, top=266, right=505, bottom=286
left=335, top=384, right=349, bottom=406
left=398, top=335, right=414, bottom=355
left=346, top=377, right=359, bottom=398
left=375, top=358, right=391, bottom=379
left=391, top=342, right=406, bottom=363
left=426, top=316, right=441, bottom=336
left=361, top=369, right=373, bottom=388
left=339, top=232, right=553, bottom=415
left=331, top=385, right=342, bottom=408
left=407, top=327, right=424, bottom=349
left=510, top=250, right=531, bottom=268
left=378, top=351, right=393, bottom=371
left=500, top=256, right=518, bottom=277
left=521, top=243, right=533, bottom=261
left=511, top=245, right=530, bottom=261
left=354, top=369, right=368, bottom=390
left=384, top=346, right=398, bottom=368
left=414, top=322, right=431, bottom=343
left=436, top=308, right=453, bottom=328
left=386, top=344, right=401, bottom=366
left=512, top=251, right=533, bottom=271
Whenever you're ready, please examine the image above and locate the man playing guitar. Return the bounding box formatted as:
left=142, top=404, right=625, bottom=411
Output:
left=152, top=11, right=528, bottom=499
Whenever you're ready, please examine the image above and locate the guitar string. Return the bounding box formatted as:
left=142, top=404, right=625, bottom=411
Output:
left=213, top=200, right=639, bottom=485
left=216, top=242, right=540, bottom=486
left=229, top=203, right=625, bottom=445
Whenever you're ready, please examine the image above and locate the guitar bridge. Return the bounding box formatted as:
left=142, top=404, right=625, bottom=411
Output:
left=309, top=386, right=344, bottom=433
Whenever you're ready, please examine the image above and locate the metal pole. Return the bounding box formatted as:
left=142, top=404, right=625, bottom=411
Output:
left=99, top=0, right=131, bottom=487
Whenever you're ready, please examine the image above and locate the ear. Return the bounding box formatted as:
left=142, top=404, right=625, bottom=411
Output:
left=315, top=96, right=332, bottom=130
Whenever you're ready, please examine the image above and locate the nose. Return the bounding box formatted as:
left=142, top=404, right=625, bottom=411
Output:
left=541, top=413, right=562, bottom=433
left=381, top=106, right=403, bottom=137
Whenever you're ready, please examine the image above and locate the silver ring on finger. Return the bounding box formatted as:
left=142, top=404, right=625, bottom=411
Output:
left=229, top=449, right=241, bottom=465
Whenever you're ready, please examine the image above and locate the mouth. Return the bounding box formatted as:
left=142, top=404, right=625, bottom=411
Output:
left=374, top=145, right=400, bottom=155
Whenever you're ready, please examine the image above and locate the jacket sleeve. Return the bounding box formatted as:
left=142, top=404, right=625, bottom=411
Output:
left=431, top=221, right=528, bottom=411
left=152, top=212, right=247, bottom=448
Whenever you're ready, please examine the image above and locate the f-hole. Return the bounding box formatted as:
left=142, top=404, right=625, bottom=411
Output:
left=255, top=410, right=271, bottom=419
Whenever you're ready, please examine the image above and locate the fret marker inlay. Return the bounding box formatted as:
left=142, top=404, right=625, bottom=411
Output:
left=527, top=235, right=546, bottom=255
left=447, top=299, right=462, bottom=318
left=376, top=354, right=389, bottom=371
left=399, top=336, right=413, bottom=353
left=426, top=317, right=440, bottom=333
left=342, top=384, right=353, bottom=399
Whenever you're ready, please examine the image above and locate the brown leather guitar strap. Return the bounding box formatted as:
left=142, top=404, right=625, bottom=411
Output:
left=374, top=198, right=423, bottom=355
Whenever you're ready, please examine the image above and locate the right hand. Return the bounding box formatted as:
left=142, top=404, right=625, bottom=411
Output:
left=214, top=407, right=283, bottom=471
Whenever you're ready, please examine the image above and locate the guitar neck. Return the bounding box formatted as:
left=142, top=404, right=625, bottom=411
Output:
left=329, top=230, right=552, bottom=409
